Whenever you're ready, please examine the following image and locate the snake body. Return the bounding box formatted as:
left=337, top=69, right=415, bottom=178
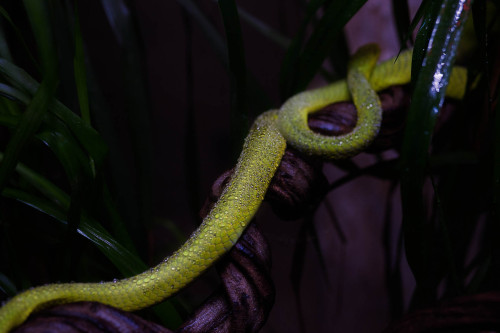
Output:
left=0, top=45, right=467, bottom=332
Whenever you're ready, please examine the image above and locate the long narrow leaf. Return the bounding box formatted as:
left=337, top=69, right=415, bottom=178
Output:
left=100, top=0, right=153, bottom=230
left=411, top=0, right=442, bottom=86
left=399, top=0, right=472, bottom=303
left=0, top=151, right=67, bottom=206
left=287, top=0, right=367, bottom=95
left=175, top=0, right=228, bottom=68
left=391, top=0, right=412, bottom=47
left=0, top=78, right=57, bottom=191
left=0, top=59, right=107, bottom=167
left=0, top=83, right=30, bottom=104
left=72, top=3, right=91, bottom=125
left=176, top=0, right=271, bottom=115
left=0, top=5, right=38, bottom=68
left=238, top=7, right=290, bottom=48
left=0, top=21, right=12, bottom=61
left=218, top=0, right=248, bottom=157
left=23, top=0, right=57, bottom=79
left=0, top=272, right=17, bottom=296
left=280, top=0, right=327, bottom=99
left=0, top=151, right=135, bottom=257
left=2, top=188, right=147, bottom=277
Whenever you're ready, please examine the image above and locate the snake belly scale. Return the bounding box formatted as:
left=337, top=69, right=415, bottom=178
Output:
left=0, top=45, right=467, bottom=332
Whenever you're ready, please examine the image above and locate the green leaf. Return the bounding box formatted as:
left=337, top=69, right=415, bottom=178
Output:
left=238, top=7, right=290, bottom=48
left=100, top=0, right=154, bottom=229
left=391, top=0, right=412, bottom=47
left=0, top=272, right=17, bottom=296
left=285, top=0, right=368, bottom=95
left=175, top=0, right=228, bottom=67
left=407, top=0, right=432, bottom=36
left=72, top=3, right=91, bottom=126
left=218, top=0, right=248, bottom=158
left=280, top=0, right=327, bottom=99
left=177, top=0, right=271, bottom=116
left=0, top=5, right=38, bottom=67
left=180, top=12, right=201, bottom=218
left=0, top=151, right=68, bottom=206
left=0, top=83, right=30, bottom=104
left=37, top=121, right=92, bottom=188
left=0, top=78, right=57, bottom=191
left=0, top=19, right=13, bottom=61
left=0, top=58, right=108, bottom=168
left=0, top=151, right=135, bottom=258
left=399, top=0, right=473, bottom=304
left=411, top=0, right=442, bottom=85
left=23, top=0, right=57, bottom=79
left=2, top=187, right=147, bottom=277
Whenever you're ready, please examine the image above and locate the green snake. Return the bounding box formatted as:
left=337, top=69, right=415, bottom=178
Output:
left=0, top=45, right=467, bottom=332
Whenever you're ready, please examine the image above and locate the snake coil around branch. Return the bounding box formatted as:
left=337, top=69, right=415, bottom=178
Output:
left=10, top=84, right=416, bottom=333
left=0, top=45, right=468, bottom=332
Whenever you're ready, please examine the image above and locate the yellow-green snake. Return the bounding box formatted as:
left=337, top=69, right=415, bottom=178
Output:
left=0, top=45, right=467, bottom=332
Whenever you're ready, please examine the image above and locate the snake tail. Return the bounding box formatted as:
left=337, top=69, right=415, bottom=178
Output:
left=0, top=111, right=286, bottom=333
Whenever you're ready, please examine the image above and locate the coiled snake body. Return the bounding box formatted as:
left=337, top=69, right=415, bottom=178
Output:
left=0, top=45, right=467, bottom=332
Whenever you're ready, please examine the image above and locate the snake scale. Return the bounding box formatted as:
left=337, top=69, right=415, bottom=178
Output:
left=0, top=45, right=467, bottom=332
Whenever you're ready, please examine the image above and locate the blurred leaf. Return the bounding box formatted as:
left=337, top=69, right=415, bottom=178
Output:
left=399, top=0, right=472, bottom=305
left=392, top=0, right=412, bottom=47
left=280, top=0, right=327, bottom=99
left=428, top=151, right=478, bottom=168
left=327, top=32, right=349, bottom=80
left=72, top=3, right=90, bottom=125
left=180, top=11, right=201, bottom=218
left=430, top=176, right=460, bottom=294
left=0, top=78, right=57, bottom=191
left=495, top=72, right=500, bottom=214
left=175, top=0, right=228, bottom=67
left=218, top=0, right=248, bottom=158
left=0, top=20, right=13, bottom=61
left=0, top=151, right=67, bottom=206
left=100, top=1, right=183, bottom=325
left=0, top=149, right=135, bottom=261
left=0, top=97, right=20, bottom=117
left=283, top=0, right=367, bottom=96
left=0, top=83, right=30, bottom=104
left=0, top=151, right=144, bottom=276
left=37, top=119, right=92, bottom=188
left=0, top=0, right=59, bottom=191
left=0, top=5, right=38, bottom=67
left=23, top=0, right=57, bottom=79
left=80, top=57, right=143, bottom=253
left=2, top=175, right=183, bottom=327
left=238, top=7, right=290, bottom=48
left=100, top=0, right=153, bottom=231
left=0, top=272, right=17, bottom=296
left=176, top=0, right=271, bottom=114
left=0, top=58, right=107, bottom=168
left=2, top=187, right=147, bottom=277
left=289, top=219, right=309, bottom=333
